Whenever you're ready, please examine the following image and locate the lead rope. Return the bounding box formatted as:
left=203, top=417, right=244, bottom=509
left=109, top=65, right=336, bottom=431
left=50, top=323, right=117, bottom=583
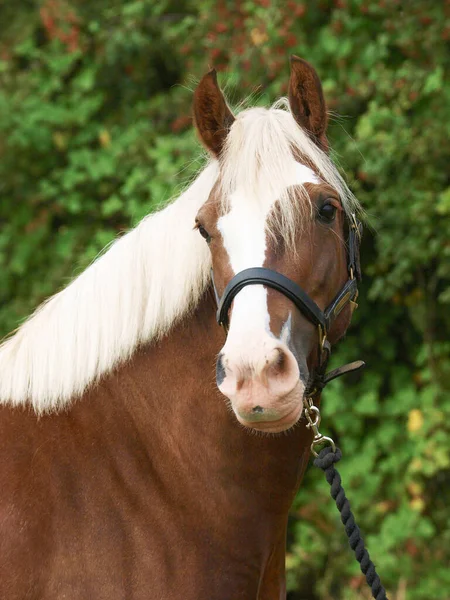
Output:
left=304, top=399, right=389, bottom=600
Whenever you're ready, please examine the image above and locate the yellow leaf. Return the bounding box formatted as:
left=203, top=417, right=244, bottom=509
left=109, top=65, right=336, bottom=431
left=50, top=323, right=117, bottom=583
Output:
left=285, top=553, right=297, bottom=570
left=410, top=497, right=425, bottom=512
left=375, top=500, right=392, bottom=514
left=53, top=132, right=67, bottom=150
left=99, top=129, right=111, bottom=148
left=410, top=457, right=423, bottom=472
left=407, top=481, right=423, bottom=497
left=250, top=28, right=268, bottom=46
left=407, top=409, right=423, bottom=433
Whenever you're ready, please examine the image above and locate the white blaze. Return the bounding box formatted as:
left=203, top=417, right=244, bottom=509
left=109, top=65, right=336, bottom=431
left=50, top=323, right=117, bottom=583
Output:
left=218, top=163, right=319, bottom=347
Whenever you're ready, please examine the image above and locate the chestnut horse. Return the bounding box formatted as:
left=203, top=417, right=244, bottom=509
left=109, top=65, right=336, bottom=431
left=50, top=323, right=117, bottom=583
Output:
left=0, top=57, right=360, bottom=599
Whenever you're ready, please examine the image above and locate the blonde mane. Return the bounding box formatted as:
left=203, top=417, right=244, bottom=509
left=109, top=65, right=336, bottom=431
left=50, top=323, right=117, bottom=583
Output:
left=0, top=100, right=358, bottom=413
left=0, top=163, right=218, bottom=412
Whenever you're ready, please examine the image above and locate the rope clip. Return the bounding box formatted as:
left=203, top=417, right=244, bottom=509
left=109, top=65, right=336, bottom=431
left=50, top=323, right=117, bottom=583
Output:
left=303, top=396, right=336, bottom=457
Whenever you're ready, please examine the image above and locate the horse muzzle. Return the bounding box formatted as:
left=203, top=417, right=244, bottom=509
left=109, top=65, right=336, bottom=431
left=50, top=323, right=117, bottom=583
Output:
left=217, top=341, right=305, bottom=433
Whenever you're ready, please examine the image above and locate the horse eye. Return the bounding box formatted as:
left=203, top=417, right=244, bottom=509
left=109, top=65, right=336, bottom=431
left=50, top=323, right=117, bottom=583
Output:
left=198, top=224, right=211, bottom=243
left=317, top=202, right=337, bottom=223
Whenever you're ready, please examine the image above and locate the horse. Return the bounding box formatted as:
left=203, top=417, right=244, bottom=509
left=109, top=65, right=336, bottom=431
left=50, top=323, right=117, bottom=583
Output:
left=0, top=56, right=361, bottom=599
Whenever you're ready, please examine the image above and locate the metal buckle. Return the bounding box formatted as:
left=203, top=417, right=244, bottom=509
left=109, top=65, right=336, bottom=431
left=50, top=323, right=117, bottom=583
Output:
left=350, top=212, right=361, bottom=240
left=303, top=397, right=336, bottom=457
left=318, top=325, right=327, bottom=351
left=349, top=288, right=359, bottom=314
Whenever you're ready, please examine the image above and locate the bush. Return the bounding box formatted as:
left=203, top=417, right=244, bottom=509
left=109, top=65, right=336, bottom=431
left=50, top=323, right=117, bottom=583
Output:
left=1, top=1, right=449, bottom=597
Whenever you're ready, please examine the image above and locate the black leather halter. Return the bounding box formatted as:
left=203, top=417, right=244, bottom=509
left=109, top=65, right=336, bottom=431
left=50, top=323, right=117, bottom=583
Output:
left=212, top=213, right=365, bottom=397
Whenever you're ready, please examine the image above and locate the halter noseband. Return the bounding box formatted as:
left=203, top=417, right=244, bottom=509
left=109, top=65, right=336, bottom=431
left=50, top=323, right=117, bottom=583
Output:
left=212, top=213, right=365, bottom=397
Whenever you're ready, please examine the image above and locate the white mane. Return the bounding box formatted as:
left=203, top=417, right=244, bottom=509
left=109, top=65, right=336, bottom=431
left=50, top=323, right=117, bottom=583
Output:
left=0, top=163, right=218, bottom=413
left=0, top=99, right=358, bottom=413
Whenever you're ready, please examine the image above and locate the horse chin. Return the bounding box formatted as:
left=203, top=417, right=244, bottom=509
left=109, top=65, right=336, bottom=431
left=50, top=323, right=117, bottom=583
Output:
left=234, top=400, right=304, bottom=434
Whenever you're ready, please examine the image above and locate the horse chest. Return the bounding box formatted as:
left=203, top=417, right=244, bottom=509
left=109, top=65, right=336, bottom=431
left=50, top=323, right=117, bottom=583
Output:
left=0, top=390, right=308, bottom=600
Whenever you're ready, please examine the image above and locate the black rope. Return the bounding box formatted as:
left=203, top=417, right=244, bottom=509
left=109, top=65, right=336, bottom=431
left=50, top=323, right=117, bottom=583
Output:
left=313, top=446, right=388, bottom=600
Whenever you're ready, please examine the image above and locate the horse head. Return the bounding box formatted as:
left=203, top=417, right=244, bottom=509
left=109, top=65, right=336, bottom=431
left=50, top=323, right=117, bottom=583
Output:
left=193, top=57, right=360, bottom=433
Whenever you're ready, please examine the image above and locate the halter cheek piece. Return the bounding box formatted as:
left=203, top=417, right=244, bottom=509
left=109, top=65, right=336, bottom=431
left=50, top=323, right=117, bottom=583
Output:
left=211, top=214, right=365, bottom=398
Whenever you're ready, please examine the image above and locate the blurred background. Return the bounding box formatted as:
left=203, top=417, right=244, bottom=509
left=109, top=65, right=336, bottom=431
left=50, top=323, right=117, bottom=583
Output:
left=0, top=1, right=449, bottom=598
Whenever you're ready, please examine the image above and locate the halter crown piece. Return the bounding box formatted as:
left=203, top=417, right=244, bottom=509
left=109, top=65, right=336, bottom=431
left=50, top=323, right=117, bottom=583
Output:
left=212, top=213, right=365, bottom=398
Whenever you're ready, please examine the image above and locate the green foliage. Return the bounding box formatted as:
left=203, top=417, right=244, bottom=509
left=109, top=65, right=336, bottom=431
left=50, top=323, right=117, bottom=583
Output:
left=1, top=1, right=449, bottom=598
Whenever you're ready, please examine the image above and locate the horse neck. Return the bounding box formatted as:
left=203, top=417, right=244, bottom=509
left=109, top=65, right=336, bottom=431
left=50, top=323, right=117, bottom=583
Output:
left=1, top=288, right=314, bottom=597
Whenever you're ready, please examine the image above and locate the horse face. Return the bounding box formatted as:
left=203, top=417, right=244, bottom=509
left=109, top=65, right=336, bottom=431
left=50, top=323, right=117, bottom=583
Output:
left=193, top=58, right=355, bottom=433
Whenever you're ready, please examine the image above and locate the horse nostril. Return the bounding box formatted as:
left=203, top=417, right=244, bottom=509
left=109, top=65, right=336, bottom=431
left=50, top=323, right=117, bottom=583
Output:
left=275, top=348, right=286, bottom=370
left=252, top=405, right=264, bottom=414
left=265, top=347, right=288, bottom=377
left=216, top=353, right=226, bottom=386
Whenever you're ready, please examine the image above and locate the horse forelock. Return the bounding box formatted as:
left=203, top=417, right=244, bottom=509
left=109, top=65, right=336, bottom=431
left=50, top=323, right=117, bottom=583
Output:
left=217, top=100, right=359, bottom=248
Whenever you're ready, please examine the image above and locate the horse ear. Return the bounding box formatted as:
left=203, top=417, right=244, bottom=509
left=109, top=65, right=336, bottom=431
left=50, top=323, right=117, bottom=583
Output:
left=288, top=56, right=328, bottom=151
left=193, top=69, right=235, bottom=157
